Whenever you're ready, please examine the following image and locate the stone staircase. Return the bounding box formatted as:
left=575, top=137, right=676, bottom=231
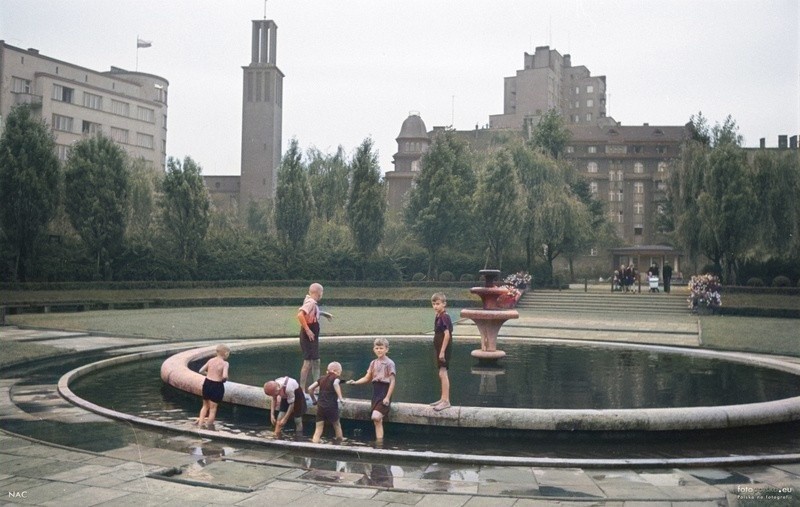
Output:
left=517, top=289, right=689, bottom=315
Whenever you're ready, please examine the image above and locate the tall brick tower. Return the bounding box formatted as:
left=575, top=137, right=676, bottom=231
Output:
left=240, top=19, right=284, bottom=213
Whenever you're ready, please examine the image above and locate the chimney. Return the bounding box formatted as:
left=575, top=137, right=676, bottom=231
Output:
left=778, top=135, right=788, bottom=149
left=791, top=135, right=798, bottom=149
left=760, top=138, right=766, bottom=148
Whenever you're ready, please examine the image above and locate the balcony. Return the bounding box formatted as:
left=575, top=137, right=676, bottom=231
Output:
left=12, top=92, right=43, bottom=108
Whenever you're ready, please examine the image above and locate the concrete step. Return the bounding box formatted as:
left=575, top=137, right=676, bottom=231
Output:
left=517, top=291, right=689, bottom=315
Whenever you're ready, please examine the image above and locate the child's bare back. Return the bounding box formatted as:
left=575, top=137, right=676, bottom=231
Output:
left=201, top=356, right=229, bottom=382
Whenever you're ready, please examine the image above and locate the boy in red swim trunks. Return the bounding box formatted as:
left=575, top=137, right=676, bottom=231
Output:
left=196, top=344, right=230, bottom=428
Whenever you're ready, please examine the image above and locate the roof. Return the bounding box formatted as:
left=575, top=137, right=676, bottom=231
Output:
left=568, top=124, right=688, bottom=143
left=397, top=114, right=429, bottom=140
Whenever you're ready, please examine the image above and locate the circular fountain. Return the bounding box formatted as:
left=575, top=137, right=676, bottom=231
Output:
left=460, top=269, right=519, bottom=361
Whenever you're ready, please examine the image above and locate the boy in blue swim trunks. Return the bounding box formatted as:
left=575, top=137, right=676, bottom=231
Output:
left=196, top=344, right=230, bottom=428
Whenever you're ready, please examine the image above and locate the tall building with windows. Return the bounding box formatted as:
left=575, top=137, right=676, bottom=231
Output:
left=385, top=113, right=430, bottom=211
left=205, top=19, right=284, bottom=214
left=490, top=46, right=607, bottom=131
left=0, top=42, right=168, bottom=168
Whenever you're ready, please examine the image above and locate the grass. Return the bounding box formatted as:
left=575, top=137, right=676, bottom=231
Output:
left=5, top=306, right=448, bottom=341
left=700, top=315, right=800, bottom=357
left=0, top=286, right=476, bottom=304
left=2, top=341, right=67, bottom=368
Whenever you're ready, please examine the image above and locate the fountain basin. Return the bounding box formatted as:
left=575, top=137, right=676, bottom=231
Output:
left=151, top=336, right=800, bottom=432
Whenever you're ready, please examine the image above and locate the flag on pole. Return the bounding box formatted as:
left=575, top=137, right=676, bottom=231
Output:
left=137, top=38, right=152, bottom=48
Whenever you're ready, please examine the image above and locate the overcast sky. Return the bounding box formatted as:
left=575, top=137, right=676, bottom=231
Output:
left=2, top=0, right=798, bottom=175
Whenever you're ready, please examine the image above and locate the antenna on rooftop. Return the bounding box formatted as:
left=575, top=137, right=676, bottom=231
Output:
left=263, top=0, right=267, bottom=19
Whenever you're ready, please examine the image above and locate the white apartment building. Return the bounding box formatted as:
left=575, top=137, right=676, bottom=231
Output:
left=0, top=42, right=168, bottom=168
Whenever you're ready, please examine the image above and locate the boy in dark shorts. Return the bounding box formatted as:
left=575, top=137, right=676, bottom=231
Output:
left=263, top=375, right=307, bottom=436
left=297, top=283, right=333, bottom=391
left=196, top=344, right=230, bottom=428
left=308, top=361, right=344, bottom=443
left=347, top=338, right=396, bottom=442
left=430, top=293, right=452, bottom=411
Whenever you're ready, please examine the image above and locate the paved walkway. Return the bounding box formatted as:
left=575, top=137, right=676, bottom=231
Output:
left=2, top=318, right=800, bottom=505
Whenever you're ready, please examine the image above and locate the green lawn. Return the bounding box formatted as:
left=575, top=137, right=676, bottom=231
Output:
left=5, top=306, right=447, bottom=340
left=700, top=315, right=800, bottom=357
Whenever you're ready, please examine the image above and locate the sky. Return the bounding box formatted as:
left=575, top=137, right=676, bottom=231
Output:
left=2, top=0, right=798, bottom=176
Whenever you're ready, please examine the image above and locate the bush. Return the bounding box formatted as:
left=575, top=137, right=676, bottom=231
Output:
left=439, top=271, right=454, bottom=282
left=772, top=275, right=792, bottom=288
left=746, top=277, right=765, bottom=287
left=411, top=272, right=426, bottom=282
left=459, top=273, right=474, bottom=282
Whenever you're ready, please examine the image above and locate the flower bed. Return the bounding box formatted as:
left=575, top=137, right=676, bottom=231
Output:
left=688, top=274, right=722, bottom=313
left=495, top=272, right=532, bottom=308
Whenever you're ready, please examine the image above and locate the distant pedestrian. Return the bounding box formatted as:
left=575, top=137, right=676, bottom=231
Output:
left=663, top=263, right=673, bottom=293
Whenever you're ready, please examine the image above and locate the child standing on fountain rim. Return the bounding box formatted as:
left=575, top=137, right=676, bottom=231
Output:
left=346, top=338, right=396, bottom=442
left=430, top=292, right=452, bottom=411
left=196, top=344, right=230, bottom=428
left=297, top=282, right=334, bottom=391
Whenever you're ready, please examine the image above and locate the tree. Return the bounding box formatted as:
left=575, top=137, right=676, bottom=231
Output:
left=0, top=104, right=61, bottom=281
left=472, top=149, right=521, bottom=269
left=697, top=142, right=755, bottom=283
left=160, top=156, right=211, bottom=268
left=64, top=134, right=129, bottom=280
left=752, top=150, right=800, bottom=258
left=307, top=146, right=350, bottom=222
left=127, top=158, right=161, bottom=243
left=529, top=108, right=571, bottom=159
left=275, top=139, right=314, bottom=259
left=404, top=130, right=475, bottom=278
left=346, top=138, right=386, bottom=262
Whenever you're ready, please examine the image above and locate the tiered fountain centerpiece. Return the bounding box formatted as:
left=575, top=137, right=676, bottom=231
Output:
left=460, top=269, right=519, bottom=361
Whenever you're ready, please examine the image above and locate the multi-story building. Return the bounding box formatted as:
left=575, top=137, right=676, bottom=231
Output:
left=0, top=42, right=168, bottom=168
left=490, top=46, right=607, bottom=132
left=205, top=19, right=284, bottom=215
left=384, top=113, right=430, bottom=211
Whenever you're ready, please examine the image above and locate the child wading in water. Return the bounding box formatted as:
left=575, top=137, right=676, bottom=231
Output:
left=308, top=361, right=345, bottom=443
left=347, top=338, right=396, bottom=442
left=430, top=292, right=452, bottom=411
left=196, top=344, right=230, bottom=428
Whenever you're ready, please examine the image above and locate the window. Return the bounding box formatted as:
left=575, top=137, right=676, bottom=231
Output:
left=590, top=247, right=598, bottom=257
left=574, top=101, right=579, bottom=108
left=81, top=120, right=102, bottom=135
left=634, top=203, right=644, bottom=214
left=586, top=99, right=594, bottom=107
left=587, top=162, right=598, bottom=173
left=590, top=181, right=598, bottom=194
left=608, top=170, right=614, bottom=181
left=658, top=162, right=667, bottom=172
left=617, top=170, right=623, bottom=181
left=137, top=106, right=155, bottom=123
left=12, top=77, right=31, bottom=93
left=411, top=160, right=420, bottom=172
left=111, top=100, right=130, bottom=117
left=656, top=146, right=667, bottom=154
left=52, top=84, right=74, bottom=103
left=617, top=211, right=624, bottom=223
left=136, top=132, right=154, bottom=149
left=586, top=113, right=593, bottom=122
left=634, top=225, right=643, bottom=235
left=565, top=146, right=574, bottom=153
left=608, top=191, right=615, bottom=202
left=617, top=189, right=624, bottom=201
left=83, top=92, right=103, bottom=110
left=155, top=84, right=167, bottom=104
left=573, top=115, right=580, bottom=123
left=634, top=162, right=644, bottom=174
left=633, top=145, right=643, bottom=154
left=635, top=182, right=644, bottom=194
left=656, top=181, right=667, bottom=191
left=588, top=146, right=597, bottom=154
left=575, top=86, right=580, bottom=95
left=110, top=127, right=129, bottom=143
left=56, top=145, right=70, bottom=161
left=586, top=85, right=594, bottom=93
left=52, top=114, right=73, bottom=132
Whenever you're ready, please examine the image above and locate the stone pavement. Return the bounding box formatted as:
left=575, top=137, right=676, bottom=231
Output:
left=2, top=318, right=800, bottom=505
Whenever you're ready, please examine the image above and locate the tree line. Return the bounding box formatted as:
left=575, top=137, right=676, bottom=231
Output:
left=659, top=113, right=800, bottom=285
left=3, top=103, right=795, bottom=285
